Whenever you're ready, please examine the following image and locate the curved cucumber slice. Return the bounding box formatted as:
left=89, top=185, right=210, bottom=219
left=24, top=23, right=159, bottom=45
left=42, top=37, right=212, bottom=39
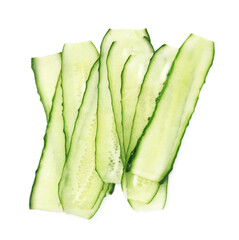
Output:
left=128, top=178, right=168, bottom=211
left=127, top=34, right=215, bottom=182
left=62, top=41, right=99, bottom=152
left=127, top=45, right=178, bottom=160
left=126, top=172, right=159, bottom=203
left=31, top=53, right=61, bottom=120
left=30, top=76, right=65, bottom=212
left=122, top=45, right=177, bottom=202
left=59, top=61, right=105, bottom=213
left=107, top=39, right=153, bottom=156
left=96, top=29, right=149, bottom=183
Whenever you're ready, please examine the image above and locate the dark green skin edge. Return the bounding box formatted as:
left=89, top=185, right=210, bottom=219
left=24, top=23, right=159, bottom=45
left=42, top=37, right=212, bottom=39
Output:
left=58, top=60, right=106, bottom=211
left=95, top=28, right=150, bottom=180
left=126, top=34, right=215, bottom=184
left=107, top=184, right=115, bottom=195
left=29, top=72, right=62, bottom=209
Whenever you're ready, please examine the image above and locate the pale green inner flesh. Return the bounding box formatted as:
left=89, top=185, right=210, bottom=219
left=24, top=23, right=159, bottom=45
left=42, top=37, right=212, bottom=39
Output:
left=62, top=41, right=99, bottom=152
left=32, top=53, right=61, bottom=120
left=30, top=77, right=65, bottom=212
left=124, top=45, right=177, bottom=202
left=128, top=178, right=168, bottom=211
left=130, top=35, right=214, bottom=182
left=96, top=29, right=149, bottom=183
left=59, top=61, right=105, bottom=212
left=127, top=45, right=178, bottom=160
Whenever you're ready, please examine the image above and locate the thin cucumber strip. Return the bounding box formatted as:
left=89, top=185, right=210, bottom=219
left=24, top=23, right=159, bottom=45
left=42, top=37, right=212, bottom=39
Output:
left=128, top=178, right=168, bottom=211
left=121, top=52, right=153, bottom=154
left=62, top=41, right=99, bottom=152
left=126, top=45, right=178, bottom=160
left=127, top=34, right=215, bottom=182
left=30, top=76, right=65, bottom=212
left=31, top=53, right=61, bottom=120
left=96, top=29, right=150, bottom=183
left=107, top=38, right=154, bottom=156
left=59, top=61, right=105, bottom=213
left=122, top=45, right=177, bottom=202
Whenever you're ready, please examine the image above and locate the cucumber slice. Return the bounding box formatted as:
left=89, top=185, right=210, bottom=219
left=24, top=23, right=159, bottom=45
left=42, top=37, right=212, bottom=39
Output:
left=127, top=45, right=178, bottom=160
left=121, top=52, right=153, bottom=154
left=128, top=178, right=168, bottom=211
left=127, top=34, right=215, bottom=182
left=31, top=53, right=61, bottom=120
left=122, top=45, right=177, bottom=202
left=30, top=76, right=65, bottom=212
left=59, top=61, right=105, bottom=214
left=62, top=41, right=99, bottom=152
left=107, top=38, right=153, bottom=156
left=96, top=29, right=150, bottom=183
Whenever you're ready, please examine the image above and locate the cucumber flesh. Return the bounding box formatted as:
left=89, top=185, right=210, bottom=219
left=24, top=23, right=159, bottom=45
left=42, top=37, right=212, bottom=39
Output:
left=123, top=45, right=177, bottom=202
left=121, top=52, right=153, bottom=154
left=107, top=38, right=154, bottom=157
left=31, top=53, right=61, bottom=120
left=62, top=42, right=99, bottom=152
left=128, top=178, right=168, bottom=211
left=59, top=61, right=105, bottom=213
left=30, top=76, right=65, bottom=212
left=96, top=29, right=150, bottom=183
left=127, top=34, right=215, bottom=182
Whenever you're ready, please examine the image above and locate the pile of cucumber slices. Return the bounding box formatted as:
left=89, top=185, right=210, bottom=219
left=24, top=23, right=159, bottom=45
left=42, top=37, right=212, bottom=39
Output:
left=30, top=29, right=214, bottom=219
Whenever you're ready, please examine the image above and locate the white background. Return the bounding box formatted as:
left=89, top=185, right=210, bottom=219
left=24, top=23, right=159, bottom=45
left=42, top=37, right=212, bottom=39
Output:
left=1, top=0, right=239, bottom=239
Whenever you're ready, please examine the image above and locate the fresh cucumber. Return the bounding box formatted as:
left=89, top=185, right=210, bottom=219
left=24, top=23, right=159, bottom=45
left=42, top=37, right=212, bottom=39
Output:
left=127, top=34, right=215, bottom=183
left=30, top=75, right=65, bottom=212
left=128, top=178, right=168, bottom=211
left=59, top=61, right=107, bottom=215
left=95, top=29, right=150, bottom=184
left=123, top=45, right=177, bottom=203
left=62, top=41, right=99, bottom=152
left=126, top=45, right=178, bottom=160
left=107, top=38, right=153, bottom=156
left=121, top=52, right=153, bottom=154
left=31, top=53, right=61, bottom=120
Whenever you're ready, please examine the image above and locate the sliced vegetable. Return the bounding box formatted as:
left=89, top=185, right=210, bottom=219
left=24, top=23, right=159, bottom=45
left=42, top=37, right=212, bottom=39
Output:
left=30, top=76, right=65, bottom=212
left=59, top=61, right=107, bottom=215
left=96, top=29, right=151, bottom=183
left=127, top=34, right=215, bottom=183
left=62, top=41, right=99, bottom=152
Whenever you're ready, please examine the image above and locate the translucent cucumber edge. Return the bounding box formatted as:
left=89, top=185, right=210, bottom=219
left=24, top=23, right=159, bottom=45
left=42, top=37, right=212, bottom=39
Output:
left=58, top=59, right=106, bottom=212
left=126, top=34, right=215, bottom=183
